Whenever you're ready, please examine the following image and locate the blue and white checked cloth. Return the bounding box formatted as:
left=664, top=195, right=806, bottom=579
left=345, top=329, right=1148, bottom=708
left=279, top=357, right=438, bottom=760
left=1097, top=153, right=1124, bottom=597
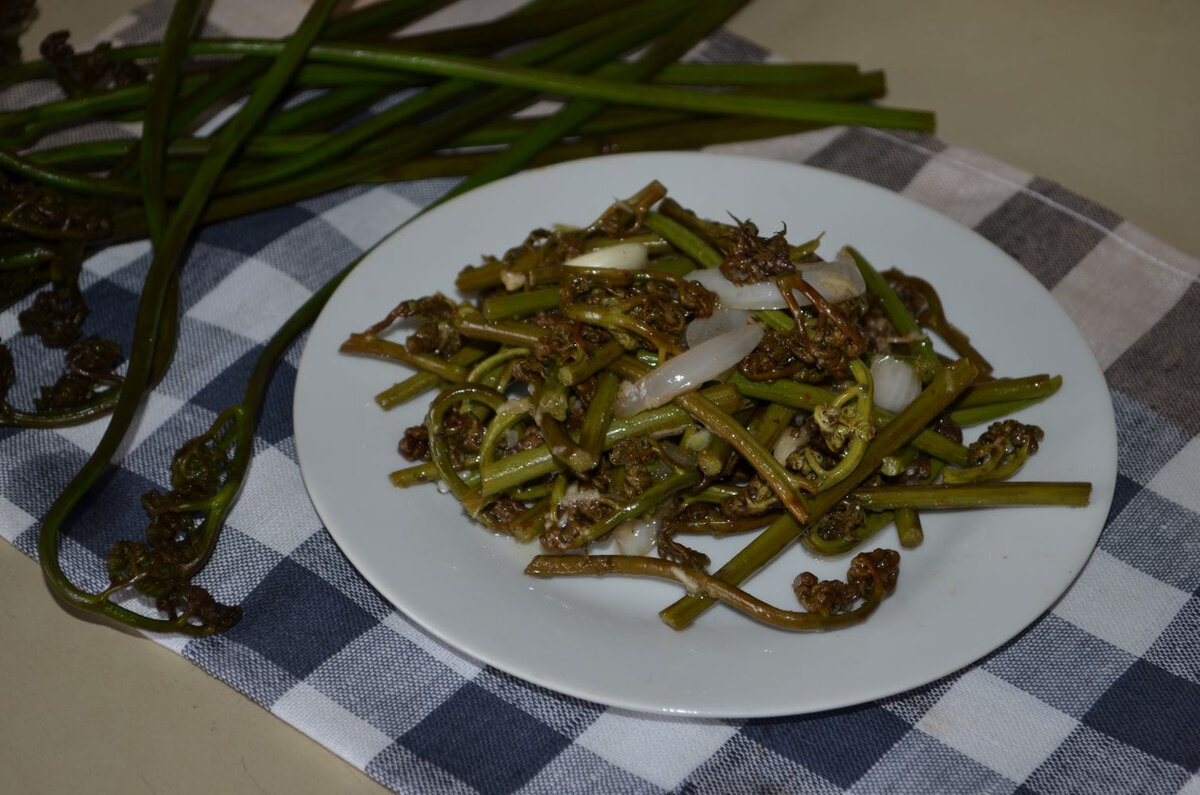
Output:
left=3, top=1, right=1199, bottom=792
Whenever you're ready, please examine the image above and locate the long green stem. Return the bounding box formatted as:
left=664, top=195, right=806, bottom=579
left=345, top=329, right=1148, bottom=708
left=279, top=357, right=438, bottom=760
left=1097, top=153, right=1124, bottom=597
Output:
left=0, top=0, right=520, bottom=147
left=0, top=148, right=140, bottom=198
left=956, top=374, right=1062, bottom=408
left=483, top=287, right=561, bottom=320
left=339, top=334, right=468, bottom=382
left=65, top=38, right=929, bottom=131
left=644, top=212, right=723, bottom=267
left=950, top=397, right=1053, bottom=427
left=298, top=44, right=933, bottom=129
left=0, top=33, right=848, bottom=92
left=375, top=346, right=489, bottom=410
left=26, top=113, right=826, bottom=196
left=0, top=75, right=201, bottom=139
left=855, top=482, right=1092, bottom=510
left=0, top=242, right=56, bottom=270
left=218, top=0, right=676, bottom=195
left=528, top=553, right=892, bottom=631
left=37, top=0, right=342, bottom=633
left=442, top=0, right=745, bottom=200
left=141, top=0, right=204, bottom=243
left=580, top=370, right=621, bottom=464
left=110, top=11, right=688, bottom=231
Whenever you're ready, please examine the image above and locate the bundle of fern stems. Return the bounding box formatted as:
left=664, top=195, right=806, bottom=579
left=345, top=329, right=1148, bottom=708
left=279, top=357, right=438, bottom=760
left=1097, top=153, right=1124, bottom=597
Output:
left=0, top=0, right=939, bottom=635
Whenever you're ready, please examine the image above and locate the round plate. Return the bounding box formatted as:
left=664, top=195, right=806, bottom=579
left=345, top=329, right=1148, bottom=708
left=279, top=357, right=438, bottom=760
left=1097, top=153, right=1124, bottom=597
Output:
left=294, top=152, right=1116, bottom=718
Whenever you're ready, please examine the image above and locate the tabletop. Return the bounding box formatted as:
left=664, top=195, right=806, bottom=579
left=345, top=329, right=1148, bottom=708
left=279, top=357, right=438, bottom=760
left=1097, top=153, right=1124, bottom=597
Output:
left=1, top=2, right=1197, bottom=794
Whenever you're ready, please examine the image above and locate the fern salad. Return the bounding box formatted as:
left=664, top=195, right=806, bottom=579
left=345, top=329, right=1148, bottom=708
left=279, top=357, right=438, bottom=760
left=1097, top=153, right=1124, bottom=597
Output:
left=294, top=152, right=1116, bottom=717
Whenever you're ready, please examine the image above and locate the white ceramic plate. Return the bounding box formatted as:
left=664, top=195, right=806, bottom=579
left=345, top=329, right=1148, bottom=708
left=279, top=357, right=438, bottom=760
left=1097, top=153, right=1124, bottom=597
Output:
left=294, top=152, right=1116, bottom=718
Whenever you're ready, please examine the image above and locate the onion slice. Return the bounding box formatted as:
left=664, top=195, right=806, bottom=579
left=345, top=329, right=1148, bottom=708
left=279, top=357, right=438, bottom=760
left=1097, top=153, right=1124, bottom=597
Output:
left=772, top=425, right=809, bottom=465
left=686, top=254, right=866, bottom=310
left=613, top=518, right=658, bottom=556
left=614, top=321, right=764, bottom=417
left=563, top=241, right=648, bottom=270
left=871, top=355, right=921, bottom=413
left=684, top=308, right=752, bottom=348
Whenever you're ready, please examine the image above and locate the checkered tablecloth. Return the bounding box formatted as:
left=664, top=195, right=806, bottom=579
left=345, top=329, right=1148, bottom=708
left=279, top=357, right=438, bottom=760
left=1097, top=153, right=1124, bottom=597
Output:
left=3, top=1, right=1199, bottom=792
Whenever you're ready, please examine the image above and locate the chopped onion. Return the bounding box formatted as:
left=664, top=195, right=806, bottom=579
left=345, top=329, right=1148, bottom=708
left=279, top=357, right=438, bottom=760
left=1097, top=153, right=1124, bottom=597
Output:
left=563, top=241, right=648, bottom=270
left=686, top=268, right=780, bottom=309
left=500, top=397, right=534, bottom=414
left=683, top=428, right=713, bottom=452
left=871, top=355, right=922, bottom=413
left=686, top=255, right=866, bottom=310
left=684, top=308, right=752, bottom=348
left=772, top=425, right=809, bottom=465
left=500, top=270, right=526, bottom=291
left=560, top=483, right=603, bottom=509
left=803, top=255, right=868, bottom=301
left=613, top=321, right=764, bottom=417
left=613, top=518, right=658, bottom=556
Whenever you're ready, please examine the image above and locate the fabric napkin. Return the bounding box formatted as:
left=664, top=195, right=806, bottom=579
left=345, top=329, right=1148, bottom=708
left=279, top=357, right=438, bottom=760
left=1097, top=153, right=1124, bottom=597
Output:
left=3, top=0, right=1199, bottom=792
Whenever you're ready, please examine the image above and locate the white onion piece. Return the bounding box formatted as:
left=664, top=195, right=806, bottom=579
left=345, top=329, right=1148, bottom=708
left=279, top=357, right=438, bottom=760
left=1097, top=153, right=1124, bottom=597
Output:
left=683, top=428, right=713, bottom=452
left=772, top=426, right=808, bottom=465
left=563, top=241, right=648, bottom=270
left=686, top=268, right=782, bottom=309
left=686, top=255, right=866, bottom=310
left=803, top=256, right=868, bottom=302
left=500, top=270, right=526, bottom=291
left=613, top=321, right=764, bottom=417
left=613, top=518, right=658, bottom=556
left=871, top=355, right=922, bottom=413
left=684, top=308, right=752, bottom=348
left=559, top=483, right=602, bottom=510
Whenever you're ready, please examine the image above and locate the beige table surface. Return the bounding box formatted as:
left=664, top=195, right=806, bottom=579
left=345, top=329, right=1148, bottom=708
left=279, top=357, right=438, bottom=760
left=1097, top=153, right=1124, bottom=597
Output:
left=3, top=2, right=1197, bottom=793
